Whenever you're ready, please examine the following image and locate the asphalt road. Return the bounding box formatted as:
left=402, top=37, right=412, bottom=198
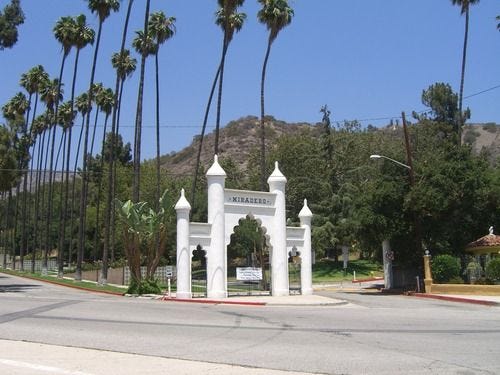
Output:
left=1, top=273, right=499, bottom=375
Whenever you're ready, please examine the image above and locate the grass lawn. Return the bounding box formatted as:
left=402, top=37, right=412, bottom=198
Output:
left=0, top=269, right=127, bottom=295
left=312, top=259, right=383, bottom=283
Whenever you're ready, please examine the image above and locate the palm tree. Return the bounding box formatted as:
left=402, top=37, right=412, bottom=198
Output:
left=103, top=0, right=135, bottom=283
left=148, top=11, right=176, bottom=207
left=41, top=16, right=74, bottom=275
left=77, top=0, right=120, bottom=281
left=451, top=0, right=480, bottom=142
left=19, top=65, right=49, bottom=271
left=59, top=15, right=95, bottom=275
left=191, top=1, right=246, bottom=205
left=56, top=101, right=75, bottom=277
left=93, top=87, right=114, bottom=267
left=214, top=1, right=246, bottom=155
left=39, top=78, right=63, bottom=274
left=69, top=92, right=91, bottom=265
left=106, top=49, right=136, bottom=267
left=131, top=0, right=153, bottom=203
left=257, top=0, right=294, bottom=190
left=496, top=15, right=499, bottom=30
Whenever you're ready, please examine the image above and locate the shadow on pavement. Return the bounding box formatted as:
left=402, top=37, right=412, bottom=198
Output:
left=0, top=284, right=42, bottom=293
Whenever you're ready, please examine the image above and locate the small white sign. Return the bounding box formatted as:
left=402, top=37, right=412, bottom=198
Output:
left=236, top=267, right=263, bottom=281
left=165, top=266, right=175, bottom=278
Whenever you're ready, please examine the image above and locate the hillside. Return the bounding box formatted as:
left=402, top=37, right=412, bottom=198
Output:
left=160, top=117, right=500, bottom=176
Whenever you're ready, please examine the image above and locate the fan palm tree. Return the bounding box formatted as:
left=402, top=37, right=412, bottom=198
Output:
left=21, top=66, right=49, bottom=270
left=56, top=101, right=75, bottom=277
left=131, top=0, right=153, bottom=203
left=69, top=92, right=91, bottom=265
left=496, top=15, right=499, bottom=30
left=77, top=0, right=120, bottom=281
left=105, top=48, right=136, bottom=268
left=60, top=15, right=95, bottom=274
left=191, top=1, right=246, bottom=205
left=103, top=0, right=135, bottom=282
left=257, top=0, right=293, bottom=190
left=214, top=1, right=246, bottom=155
left=42, top=16, right=74, bottom=275
left=148, top=11, right=176, bottom=206
left=39, top=78, right=63, bottom=274
left=93, top=87, right=114, bottom=267
left=451, top=0, right=480, bottom=143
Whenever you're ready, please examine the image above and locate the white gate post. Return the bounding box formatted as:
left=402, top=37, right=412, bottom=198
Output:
left=299, top=199, right=313, bottom=295
left=175, top=189, right=192, bottom=299
left=206, top=155, right=227, bottom=299
left=268, top=162, right=289, bottom=296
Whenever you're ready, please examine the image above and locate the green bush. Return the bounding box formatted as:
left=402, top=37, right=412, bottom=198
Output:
left=127, top=278, right=162, bottom=295
left=485, top=258, right=500, bottom=282
left=447, top=276, right=464, bottom=284
left=431, top=254, right=461, bottom=283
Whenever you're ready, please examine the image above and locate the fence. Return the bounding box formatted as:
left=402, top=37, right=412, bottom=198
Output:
left=0, top=256, right=58, bottom=272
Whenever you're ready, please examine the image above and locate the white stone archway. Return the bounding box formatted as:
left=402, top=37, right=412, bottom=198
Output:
left=175, top=155, right=313, bottom=299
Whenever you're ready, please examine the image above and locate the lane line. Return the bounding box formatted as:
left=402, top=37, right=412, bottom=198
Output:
left=0, top=358, right=93, bottom=375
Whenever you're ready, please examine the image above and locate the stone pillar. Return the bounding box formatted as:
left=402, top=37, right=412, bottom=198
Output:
left=175, top=189, right=191, bottom=299
left=423, top=252, right=432, bottom=293
left=382, top=240, right=393, bottom=290
left=299, top=199, right=313, bottom=295
left=268, top=162, right=289, bottom=296
left=206, top=155, right=227, bottom=299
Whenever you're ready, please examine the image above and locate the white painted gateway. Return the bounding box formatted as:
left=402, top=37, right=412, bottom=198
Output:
left=175, top=155, right=313, bottom=299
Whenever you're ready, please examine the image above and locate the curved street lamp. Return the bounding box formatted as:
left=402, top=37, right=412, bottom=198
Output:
left=369, top=154, right=411, bottom=170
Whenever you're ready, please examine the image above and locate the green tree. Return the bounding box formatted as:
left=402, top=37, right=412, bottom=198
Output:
left=0, top=0, right=25, bottom=50
left=257, top=0, right=294, bottom=190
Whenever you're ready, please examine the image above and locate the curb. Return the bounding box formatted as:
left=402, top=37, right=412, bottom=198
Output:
left=352, top=277, right=384, bottom=283
left=162, top=297, right=266, bottom=306
left=0, top=270, right=125, bottom=296
left=410, top=293, right=500, bottom=306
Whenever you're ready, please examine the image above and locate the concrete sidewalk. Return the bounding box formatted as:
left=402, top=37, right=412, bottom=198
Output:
left=0, top=339, right=320, bottom=375
left=411, top=293, right=500, bottom=306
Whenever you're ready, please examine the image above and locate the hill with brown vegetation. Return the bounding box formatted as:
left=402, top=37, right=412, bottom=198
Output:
left=159, top=116, right=499, bottom=177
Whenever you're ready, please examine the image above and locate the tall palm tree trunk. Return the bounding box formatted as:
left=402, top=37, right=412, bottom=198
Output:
left=103, top=0, right=134, bottom=283
left=215, top=36, right=229, bottom=156
left=132, top=0, right=151, bottom=203
left=191, top=64, right=221, bottom=206
left=77, top=20, right=103, bottom=281
left=44, top=55, right=67, bottom=275
left=33, top=129, right=46, bottom=273
left=260, top=38, right=273, bottom=191
left=59, top=48, right=82, bottom=277
left=154, top=53, right=161, bottom=208
left=457, top=7, right=469, bottom=144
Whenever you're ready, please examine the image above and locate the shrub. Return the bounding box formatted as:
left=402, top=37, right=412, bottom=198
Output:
left=465, top=261, right=482, bottom=283
left=485, top=258, right=500, bottom=282
left=127, top=278, right=162, bottom=295
left=447, top=276, right=464, bottom=284
left=431, top=254, right=461, bottom=283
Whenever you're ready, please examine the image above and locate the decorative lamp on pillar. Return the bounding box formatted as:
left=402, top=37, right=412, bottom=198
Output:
left=267, top=162, right=289, bottom=296
left=175, top=189, right=191, bottom=299
left=299, top=199, right=313, bottom=295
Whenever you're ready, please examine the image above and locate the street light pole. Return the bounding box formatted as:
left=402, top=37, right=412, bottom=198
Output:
left=369, top=154, right=411, bottom=170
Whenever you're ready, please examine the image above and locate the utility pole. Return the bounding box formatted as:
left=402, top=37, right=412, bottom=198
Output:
left=401, top=112, right=423, bottom=259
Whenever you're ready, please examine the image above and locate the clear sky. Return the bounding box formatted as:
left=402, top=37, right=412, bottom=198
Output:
left=1, top=0, right=499, bottom=162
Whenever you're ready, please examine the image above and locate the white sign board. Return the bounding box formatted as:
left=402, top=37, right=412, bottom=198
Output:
left=236, top=267, right=263, bottom=281
left=165, top=266, right=175, bottom=278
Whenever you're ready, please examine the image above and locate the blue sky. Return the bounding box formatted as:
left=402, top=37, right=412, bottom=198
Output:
left=1, top=0, right=499, bottom=162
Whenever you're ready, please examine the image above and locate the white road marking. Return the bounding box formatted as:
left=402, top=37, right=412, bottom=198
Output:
left=0, top=358, right=93, bottom=375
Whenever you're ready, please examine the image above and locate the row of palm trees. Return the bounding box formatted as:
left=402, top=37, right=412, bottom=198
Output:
left=1, top=0, right=495, bottom=285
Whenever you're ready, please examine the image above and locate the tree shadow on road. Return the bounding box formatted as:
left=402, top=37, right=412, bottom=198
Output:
left=0, top=284, right=42, bottom=293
